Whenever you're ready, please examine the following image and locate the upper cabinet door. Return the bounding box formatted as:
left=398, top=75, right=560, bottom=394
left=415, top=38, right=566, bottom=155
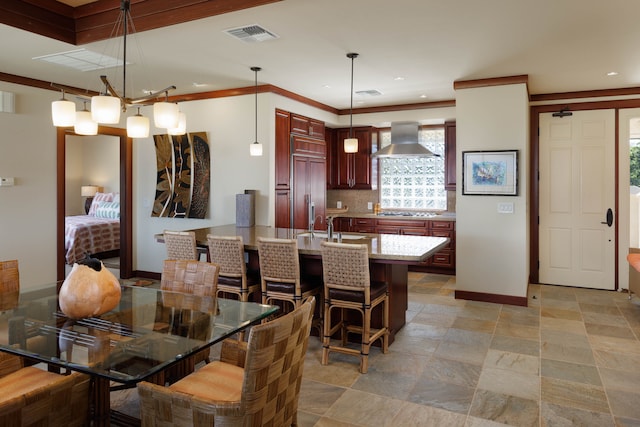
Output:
left=444, top=121, right=456, bottom=191
left=332, top=127, right=377, bottom=190
left=290, top=114, right=310, bottom=135
left=275, top=109, right=291, bottom=189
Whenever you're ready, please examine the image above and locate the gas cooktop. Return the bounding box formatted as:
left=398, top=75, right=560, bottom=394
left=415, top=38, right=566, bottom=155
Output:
left=376, top=211, right=438, bottom=217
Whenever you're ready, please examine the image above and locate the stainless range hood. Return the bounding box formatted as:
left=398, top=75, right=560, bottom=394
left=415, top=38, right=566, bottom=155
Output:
left=371, top=121, right=439, bottom=158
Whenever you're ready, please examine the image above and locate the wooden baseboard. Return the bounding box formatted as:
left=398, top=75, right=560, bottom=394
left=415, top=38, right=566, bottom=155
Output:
left=133, top=270, right=161, bottom=280
left=454, top=290, right=528, bottom=306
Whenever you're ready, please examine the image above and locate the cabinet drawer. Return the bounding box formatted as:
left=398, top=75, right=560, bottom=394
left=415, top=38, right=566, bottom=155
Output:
left=376, top=219, right=427, bottom=228
left=352, top=226, right=376, bottom=233
left=430, top=220, right=454, bottom=230
left=377, top=227, right=401, bottom=235
left=293, top=136, right=326, bottom=156
left=352, top=218, right=375, bottom=226
left=403, top=228, right=429, bottom=236
left=431, top=250, right=454, bottom=267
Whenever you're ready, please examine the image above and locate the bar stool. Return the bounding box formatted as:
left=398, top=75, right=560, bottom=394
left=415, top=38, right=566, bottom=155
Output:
left=163, top=230, right=206, bottom=261
left=207, top=235, right=260, bottom=302
left=256, top=237, right=322, bottom=321
left=320, top=241, right=389, bottom=373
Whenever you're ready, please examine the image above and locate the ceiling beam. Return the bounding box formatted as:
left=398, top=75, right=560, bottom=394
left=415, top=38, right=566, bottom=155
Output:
left=2, top=0, right=282, bottom=45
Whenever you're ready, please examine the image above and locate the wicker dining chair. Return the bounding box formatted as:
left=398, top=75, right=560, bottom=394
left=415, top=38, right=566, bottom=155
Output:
left=164, top=230, right=206, bottom=261
left=0, top=352, right=90, bottom=426
left=159, top=259, right=220, bottom=374
left=137, top=297, right=315, bottom=427
left=256, top=237, right=322, bottom=317
left=0, top=260, right=19, bottom=311
left=320, top=241, right=389, bottom=373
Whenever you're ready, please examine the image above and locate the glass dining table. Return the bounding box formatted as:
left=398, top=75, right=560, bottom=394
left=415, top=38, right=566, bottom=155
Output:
left=0, top=280, right=278, bottom=426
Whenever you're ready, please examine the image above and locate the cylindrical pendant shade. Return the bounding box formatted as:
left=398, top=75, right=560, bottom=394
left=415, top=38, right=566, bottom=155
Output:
left=344, top=138, right=358, bottom=153
left=91, top=95, right=121, bottom=124
left=127, top=114, right=150, bottom=138
left=51, top=99, right=76, bottom=126
left=167, top=112, right=186, bottom=135
left=75, top=110, right=98, bottom=135
left=153, top=102, right=179, bottom=128
left=250, top=142, right=263, bottom=156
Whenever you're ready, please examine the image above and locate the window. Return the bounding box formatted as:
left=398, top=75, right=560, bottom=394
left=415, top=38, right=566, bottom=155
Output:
left=379, top=127, right=446, bottom=210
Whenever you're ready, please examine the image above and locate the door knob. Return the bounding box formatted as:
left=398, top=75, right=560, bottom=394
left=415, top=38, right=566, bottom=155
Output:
left=600, top=208, right=613, bottom=227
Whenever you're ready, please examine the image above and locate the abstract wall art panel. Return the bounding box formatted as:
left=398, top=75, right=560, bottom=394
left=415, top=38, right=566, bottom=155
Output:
left=152, top=132, right=210, bottom=218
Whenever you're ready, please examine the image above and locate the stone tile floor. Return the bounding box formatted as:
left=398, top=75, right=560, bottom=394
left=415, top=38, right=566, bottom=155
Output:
left=112, top=272, right=640, bottom=426
left=296, top=273, right=640, bottom=427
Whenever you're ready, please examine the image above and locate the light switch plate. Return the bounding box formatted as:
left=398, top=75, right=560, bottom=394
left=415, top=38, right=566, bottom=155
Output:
left=0, top=177, right=14, bottom=186
left=498, top=202, right=514, bottom=214
left=367, top=202, right=373, bottom=210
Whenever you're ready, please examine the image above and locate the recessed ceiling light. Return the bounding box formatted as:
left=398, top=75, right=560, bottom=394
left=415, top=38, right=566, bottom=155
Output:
left=607, top=71, right=619, bottom=76
left=419, top=94, right=427, bottom=99
left=192, top=82, right=208, bottom=87
left=323, top=84, right=331, bottom=89
left=394, top=76, right=405, bottom=81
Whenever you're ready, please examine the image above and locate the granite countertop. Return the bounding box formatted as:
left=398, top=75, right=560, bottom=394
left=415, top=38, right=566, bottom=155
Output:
left=181, top=224, right=450, bottom=263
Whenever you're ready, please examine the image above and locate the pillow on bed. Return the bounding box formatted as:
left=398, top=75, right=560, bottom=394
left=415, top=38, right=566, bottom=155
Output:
left=88, top=192, right=114, bottom=216
left=94, top=201, right=120, bottom=219
left=112, top=192, right=120, bottom=204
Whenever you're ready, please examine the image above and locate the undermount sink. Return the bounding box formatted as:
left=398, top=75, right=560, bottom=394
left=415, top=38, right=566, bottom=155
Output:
left=296, top=232, right=366, bottom=240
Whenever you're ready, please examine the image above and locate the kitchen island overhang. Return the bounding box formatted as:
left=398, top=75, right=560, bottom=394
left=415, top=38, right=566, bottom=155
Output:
left=157, top=225, right=449, bottom=344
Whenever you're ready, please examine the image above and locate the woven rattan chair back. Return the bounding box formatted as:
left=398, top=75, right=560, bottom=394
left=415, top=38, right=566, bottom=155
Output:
left=321, top=242, right=370, bottom=291
left=0, top=352, right=90, bottom=426
left=137, top=297, right=316, bottom=427
left=161, top=259, right=219, bottom=296
left=207, top=235, right=246, bottom=279
left=0, top=260, right=19, bottom=311
left=164, top=230, right=198, bottom=260
left=256, top=237, right=300, bottom=283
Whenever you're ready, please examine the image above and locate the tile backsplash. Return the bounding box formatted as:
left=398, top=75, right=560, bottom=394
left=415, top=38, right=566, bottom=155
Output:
left=327, top=189, right=456, bottom=213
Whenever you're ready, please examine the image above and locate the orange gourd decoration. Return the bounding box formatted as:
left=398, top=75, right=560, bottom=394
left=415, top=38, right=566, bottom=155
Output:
left=59, top=257, right=121, bottom=319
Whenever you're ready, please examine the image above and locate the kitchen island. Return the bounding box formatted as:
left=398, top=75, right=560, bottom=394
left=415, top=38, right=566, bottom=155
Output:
left=160, top=224, right=449, bottom=343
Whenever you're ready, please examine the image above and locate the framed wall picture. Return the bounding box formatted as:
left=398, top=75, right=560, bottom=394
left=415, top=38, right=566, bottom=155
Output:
left=462, top=150, right=518, bottom=196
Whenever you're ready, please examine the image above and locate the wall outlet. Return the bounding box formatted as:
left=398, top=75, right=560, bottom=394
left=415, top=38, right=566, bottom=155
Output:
left=498, top=202, right=514, bottom=214
left=367, top=202, right=373, bottom=210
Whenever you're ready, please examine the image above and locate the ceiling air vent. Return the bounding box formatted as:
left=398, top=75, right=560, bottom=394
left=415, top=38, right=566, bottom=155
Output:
left=224, top=25, right=279, bottom=43
left=355, top=89, right=383, bottom=96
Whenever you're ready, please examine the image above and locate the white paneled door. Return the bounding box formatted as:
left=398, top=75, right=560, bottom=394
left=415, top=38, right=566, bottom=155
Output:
left=539, top=109, right=616, bottom=289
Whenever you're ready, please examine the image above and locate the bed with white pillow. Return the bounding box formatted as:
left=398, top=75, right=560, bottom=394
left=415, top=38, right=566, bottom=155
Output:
left=64, top=192, right=120, bottom=265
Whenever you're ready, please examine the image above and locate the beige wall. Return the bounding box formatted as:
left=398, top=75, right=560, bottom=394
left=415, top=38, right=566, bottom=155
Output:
left=0, top=83, right=59, bottom=289
left=455, top=83, right=530, bottom=298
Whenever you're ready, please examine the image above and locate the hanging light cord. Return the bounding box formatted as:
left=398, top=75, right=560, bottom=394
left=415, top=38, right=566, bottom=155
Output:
left=347, top=53, right=358, bottom=138
left=251, top=67, right=261, bottom=143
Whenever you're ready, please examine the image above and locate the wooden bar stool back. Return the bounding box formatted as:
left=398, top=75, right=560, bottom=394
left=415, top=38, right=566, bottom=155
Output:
left=320, top=241, right=389, bottom=373
left=0, top=260, right=19, bottom=311
left=206, top=235, right=260, bottom=302
left=256, top=237, right=321, bottom=316
left=164, top=230, right=205, bottom=260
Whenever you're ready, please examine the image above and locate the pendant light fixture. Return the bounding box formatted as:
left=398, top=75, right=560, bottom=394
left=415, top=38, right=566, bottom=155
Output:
left=344, top=52, right=359, bottom=153
left=51, top=90, right=76, bottom=127
left=249, top=66, right=263, bottom=156
left=74, top=101, right=98, bottom=136
left=50, top=0, right=182, bottom=138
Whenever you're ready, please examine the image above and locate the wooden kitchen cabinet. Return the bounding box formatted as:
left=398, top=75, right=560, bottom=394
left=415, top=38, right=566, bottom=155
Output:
left=275, top=109, right=291, bottom=189
left=331, top=127, right=378, bottom=190
left=342, top=216, right=456, bottom=274
left=290, top=114, right=325, bottom=139
left=444, top=121, right=456, bottom=191
left=292, top=155, right=326, bottom=231
left=275, top=109, right=326, bottom=231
